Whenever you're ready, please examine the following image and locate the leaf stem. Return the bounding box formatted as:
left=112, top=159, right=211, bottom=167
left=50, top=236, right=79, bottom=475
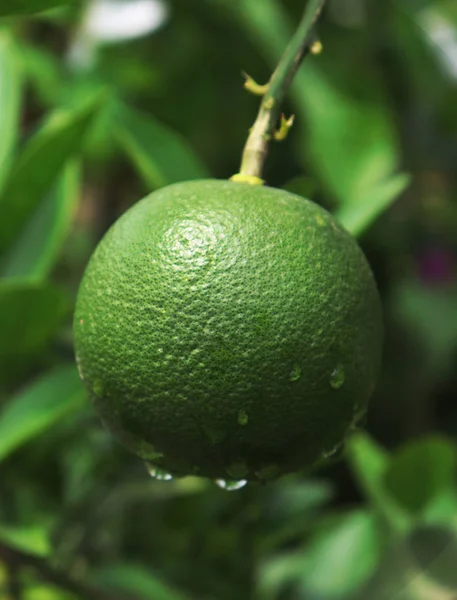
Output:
left=231, top=0, right=327, bottom=184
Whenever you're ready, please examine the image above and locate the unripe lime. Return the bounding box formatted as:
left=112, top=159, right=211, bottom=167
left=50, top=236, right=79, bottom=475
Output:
left=74, top=180, right=382, bottom=482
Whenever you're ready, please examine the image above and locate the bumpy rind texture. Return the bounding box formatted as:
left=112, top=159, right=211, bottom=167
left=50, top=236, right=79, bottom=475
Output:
left=74, top=180, right=383, bottom=481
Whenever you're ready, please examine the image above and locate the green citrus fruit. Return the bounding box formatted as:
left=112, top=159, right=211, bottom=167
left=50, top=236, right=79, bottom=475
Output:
left=73, top=179, right=382, bottom=482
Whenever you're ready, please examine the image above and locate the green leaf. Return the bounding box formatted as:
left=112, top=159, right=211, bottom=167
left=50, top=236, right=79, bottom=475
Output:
left=24, top=585, right=76, bottom=600
left=0, top=365, right=85, bottom=463
left=0, top=29, right=22, bottom=192
left=282, top=175, right=319, bottom=201
left=92, top=563, right=190, bottom=600
left=300, top=510, right=381, bottom=596
left=0, top=97, right=100, bottom=255
left=115, top=103, right=209, bottom=190
left=422, top=489, right=457, bottom=527
left=336, top=173, right=411, bottom=237
left=15, top=42, right=61, bottom=109
left=258, top=511, right=381, bottom=599
left=407, top=526, right=457, bottom=592
left=384, top=436, right=457, bottom=516
left=256, top=552, right=309, bottom=600
left=360, top=526, right=457, bottom=600
left=0, top=524, right=50, bottom=556
left=228, top=0, right=289, bottom=60
left=392, top=1, right=457, bottom=117
left=0, top=280, right=68, bottom=384
left=0, top=0, right=71, bottom=16
left=392, top=280, right=457, bottom=380
left=294, top=62, right=403, bottom=206
left=259, top=478, right=334, bottom=553
left=2, top=160, right=80, bottom=281
left=346, top=432, right=411, bottom=534
left=270, top=479, right=334, bottom=517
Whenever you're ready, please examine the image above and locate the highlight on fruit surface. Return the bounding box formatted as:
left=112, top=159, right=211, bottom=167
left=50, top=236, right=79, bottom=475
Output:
left=73, top=179, right=383, bottom=483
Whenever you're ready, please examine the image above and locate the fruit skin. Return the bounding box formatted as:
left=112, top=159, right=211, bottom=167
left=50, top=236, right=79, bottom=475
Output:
left=73, top=179, right=383, bottom=481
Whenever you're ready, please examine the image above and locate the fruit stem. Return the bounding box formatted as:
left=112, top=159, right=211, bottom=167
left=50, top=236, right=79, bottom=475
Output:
left=230, top=0, right=327, bottom=184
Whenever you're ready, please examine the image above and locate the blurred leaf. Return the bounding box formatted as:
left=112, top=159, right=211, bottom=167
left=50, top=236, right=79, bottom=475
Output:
left=0, top=28, right=22, bottom=192
left=2, top=160, right=80, bottom=281
left=260, top=478, right=334, bottom=553
left=359, top=526, right=457, bottom=600
left=92, top=563, right=190, bottom=600
left=299, top=510, right=381, bottom=597
left=422, top=488, right=457, bottom=527
left=346, top=432, right=389, bottom=496
left=336, top=173, right=411, bottom=237
left=0, top=0, right=71, bottom=16
left=16, top=42, right=61, bottom=109
left=282, top=175, right=319, bottom=200
left=24, top=585, right=76, bottom=600
left=227, top=0, right=289, bottom=59
left=256, top=552, right=307, bottom=600
left=0, top=524, right=50, bottom=556
left=56, top=79, right=119, bottom=165
left=393, top=280, right=457, bottom=380
left=346, top=432, right=411, bottom=534
left=269, top=478, right=334, bottom=517
left=295, top=61, right=405, bottom=206
left=60, top=428, right=105, bottom=503
left=0, top=365, right=85, bottom=462
left=384, top=436, right=457, bottom=516
left=0, top=280, right=68, bottom=384
left=0, top=97, right=100, bottom=255
left=115, top=103, right=209, bottom=190
left=258, top=511, right=381, bottom=599
left=407, top=526, right=457, bottom=593
left=392, top=0, right=457, bottom=126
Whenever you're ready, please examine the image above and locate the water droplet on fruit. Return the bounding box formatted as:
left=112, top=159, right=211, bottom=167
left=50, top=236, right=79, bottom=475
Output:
left=289, top=364, right=302, bottom=382
left=330, top=364, right=345, bottom=389
left=214, top=479, right=247, bottom=491
left=145, top=462, right=173, bottom=481
left=237, top=409, right=249, bottom=426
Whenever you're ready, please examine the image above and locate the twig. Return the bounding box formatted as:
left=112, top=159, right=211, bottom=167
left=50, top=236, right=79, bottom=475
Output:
left=0, top=542, right=136, bottom=600
left=231, top=0, right=327, bottom=184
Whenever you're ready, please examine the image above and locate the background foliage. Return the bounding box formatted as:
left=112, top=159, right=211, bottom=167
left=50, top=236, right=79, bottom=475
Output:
left=1, top=0, right=457, bottom=598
